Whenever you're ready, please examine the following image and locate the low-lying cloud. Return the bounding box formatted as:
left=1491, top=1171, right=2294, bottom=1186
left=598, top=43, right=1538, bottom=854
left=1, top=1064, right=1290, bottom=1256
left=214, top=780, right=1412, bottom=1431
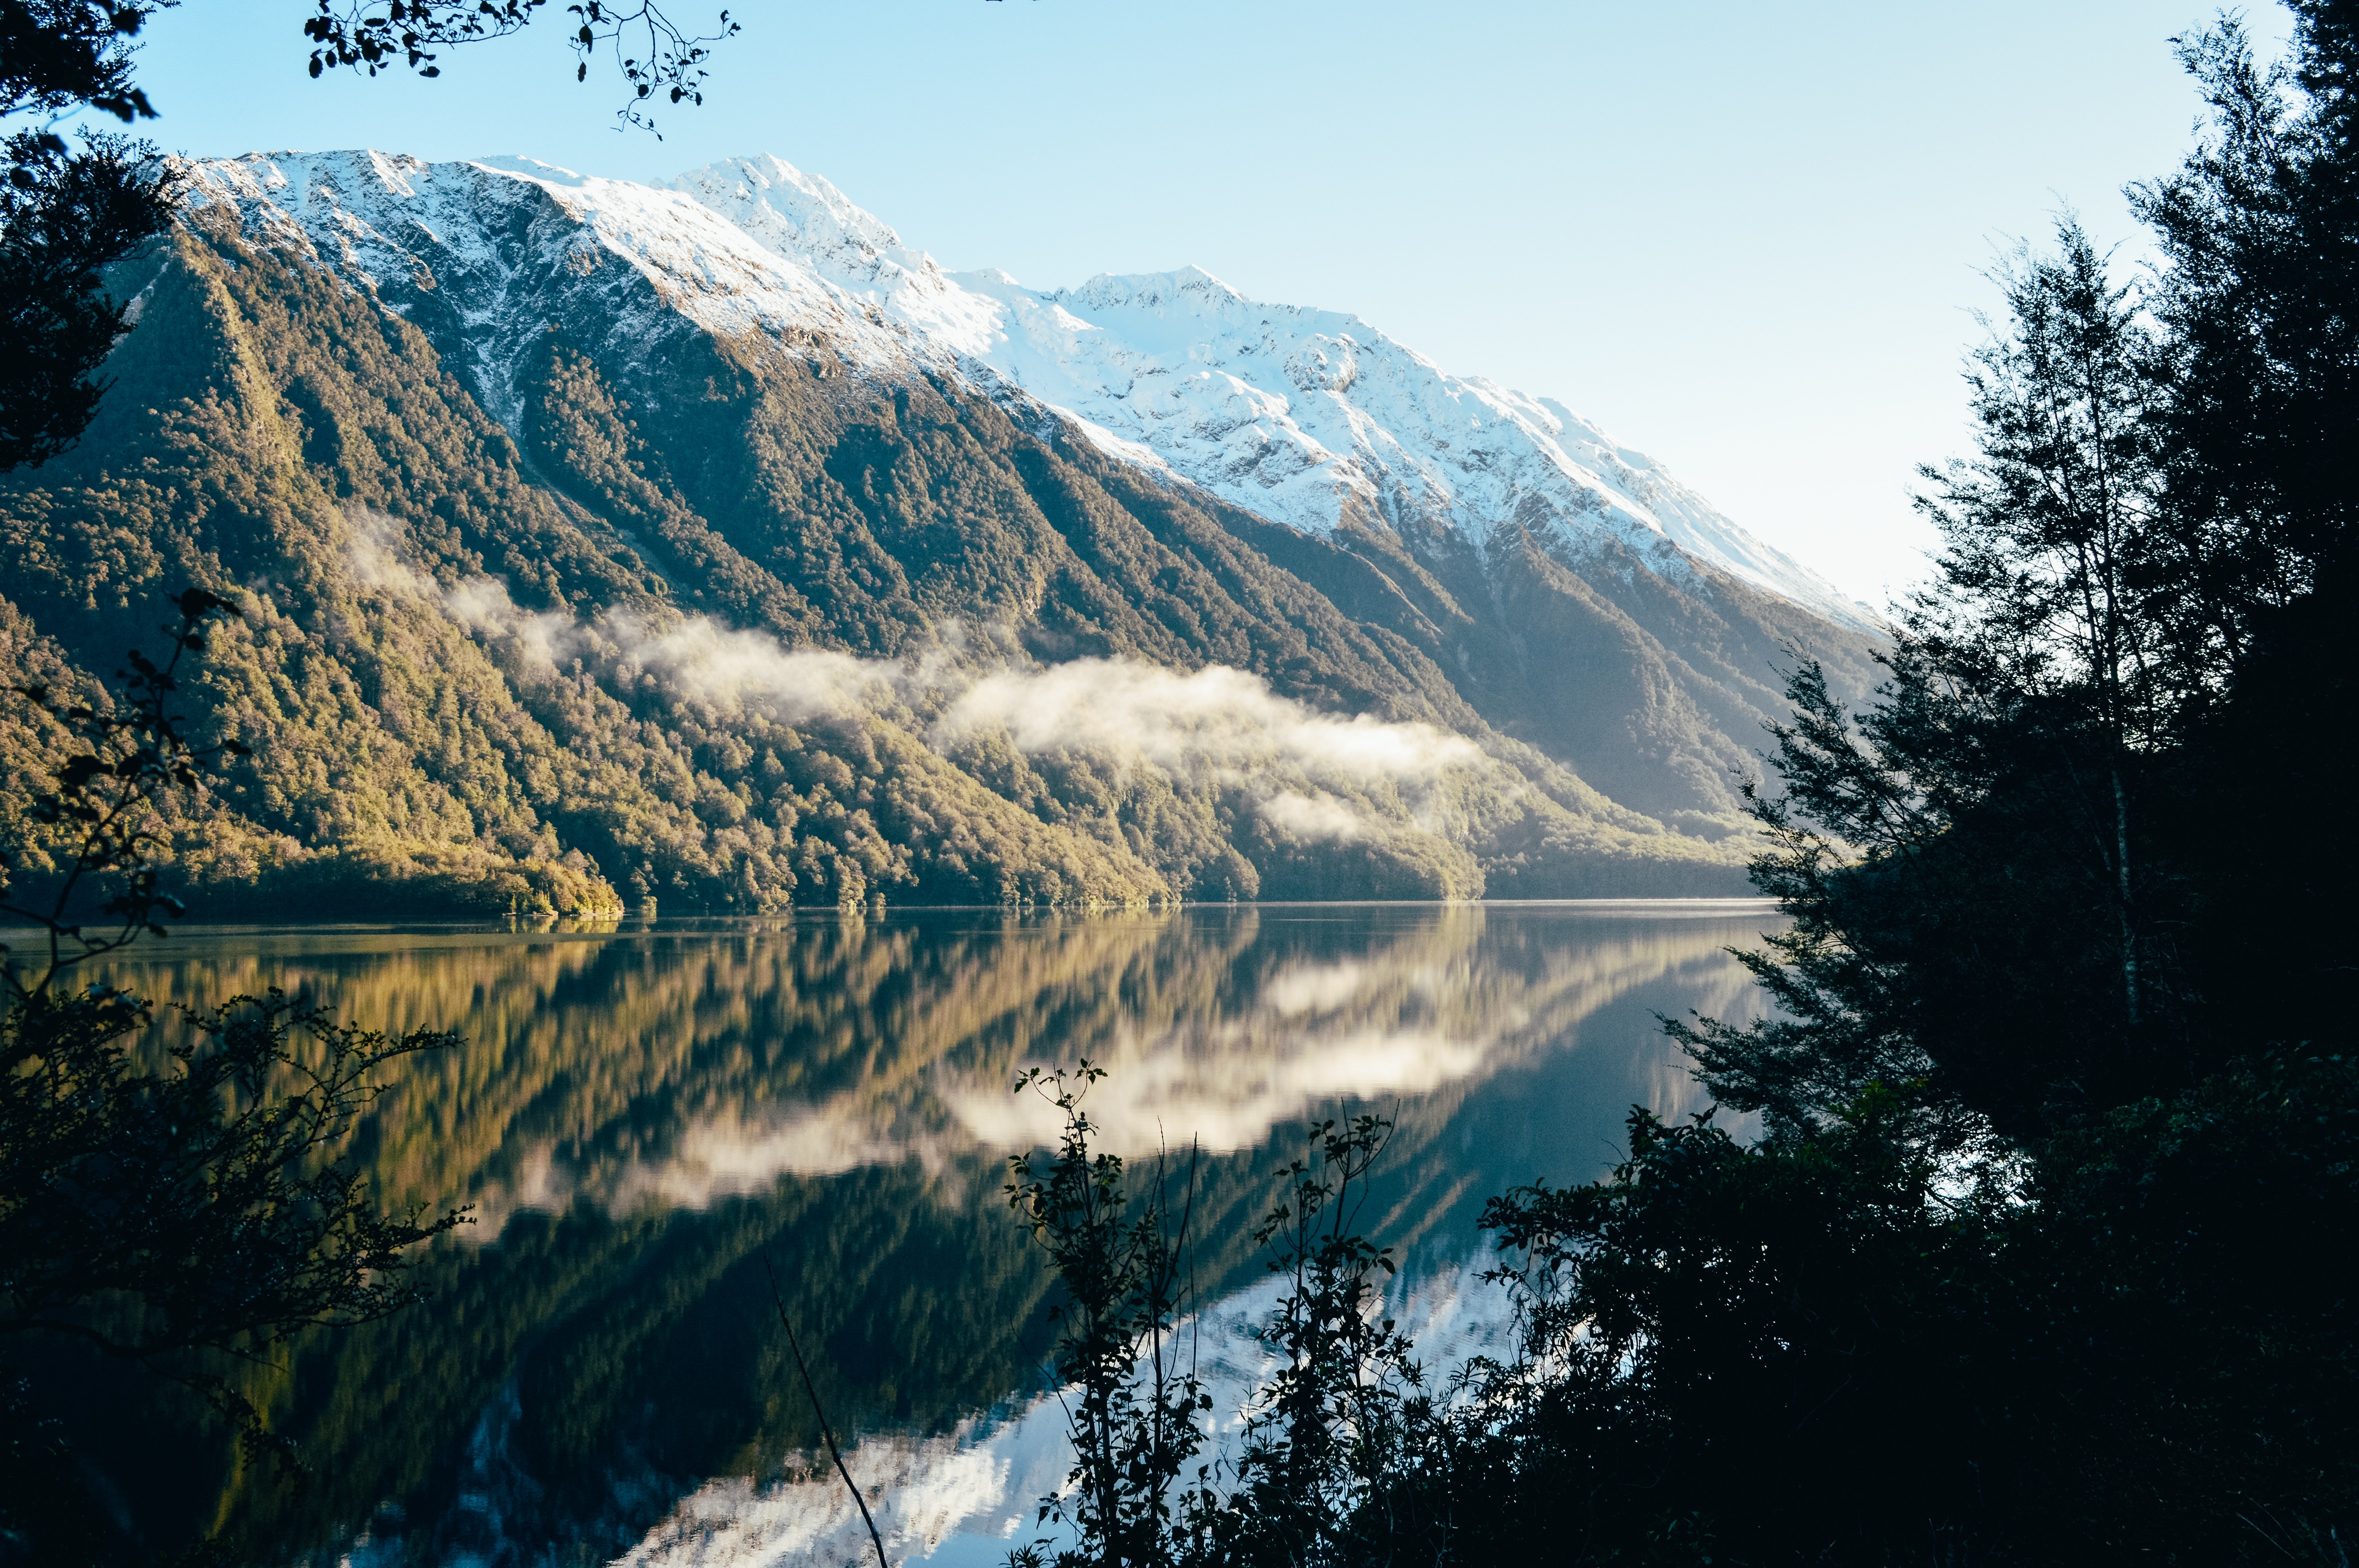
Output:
left=938, top=659, right=1477, bottom=782
left=932, top=660, right=1482, bottom=837
left=346, top=507, right=1498, bottom=839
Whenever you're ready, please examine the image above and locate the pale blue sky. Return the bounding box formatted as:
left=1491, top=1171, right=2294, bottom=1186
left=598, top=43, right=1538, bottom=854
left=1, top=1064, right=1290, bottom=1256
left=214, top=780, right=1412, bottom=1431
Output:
left=71, top=1, right=2294, bottom=605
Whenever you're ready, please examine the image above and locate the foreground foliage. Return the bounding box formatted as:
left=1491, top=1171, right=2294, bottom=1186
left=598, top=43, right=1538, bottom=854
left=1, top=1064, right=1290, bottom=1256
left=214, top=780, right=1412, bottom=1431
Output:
left=1006, top=1074, right=1423, bottom=1568
left=1010, top=5, right=2359, bottom=1561
left=0, top=595, right=467, bottom=1563
left=1022, top=1058, right=2354, bottom=1566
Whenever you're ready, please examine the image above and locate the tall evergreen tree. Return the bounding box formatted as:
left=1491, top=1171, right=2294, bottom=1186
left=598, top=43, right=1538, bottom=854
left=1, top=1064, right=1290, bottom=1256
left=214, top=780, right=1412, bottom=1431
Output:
left=1675, top=223, right=2193, bottom=1141
left=2139, top=3, right=2359, bottom=609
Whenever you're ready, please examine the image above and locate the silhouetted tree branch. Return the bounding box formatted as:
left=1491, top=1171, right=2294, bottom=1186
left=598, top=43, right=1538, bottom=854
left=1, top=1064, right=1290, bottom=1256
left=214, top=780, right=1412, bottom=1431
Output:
left=0, top=591, right=471, bottom=1499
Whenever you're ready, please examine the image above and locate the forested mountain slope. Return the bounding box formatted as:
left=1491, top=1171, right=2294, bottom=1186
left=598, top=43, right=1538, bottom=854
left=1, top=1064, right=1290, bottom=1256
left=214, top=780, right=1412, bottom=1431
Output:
left=0, top=151, right=1882, bottom=913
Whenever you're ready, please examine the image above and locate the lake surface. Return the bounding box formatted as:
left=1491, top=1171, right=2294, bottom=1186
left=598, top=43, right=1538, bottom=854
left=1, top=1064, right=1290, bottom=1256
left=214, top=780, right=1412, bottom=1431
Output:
left=35, top=901, right=1779, bottom=1566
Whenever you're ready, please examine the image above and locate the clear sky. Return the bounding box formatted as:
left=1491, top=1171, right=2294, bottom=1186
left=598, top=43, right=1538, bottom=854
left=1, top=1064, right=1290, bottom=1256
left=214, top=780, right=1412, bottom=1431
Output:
left=71, top=1, right=2295, bottom=608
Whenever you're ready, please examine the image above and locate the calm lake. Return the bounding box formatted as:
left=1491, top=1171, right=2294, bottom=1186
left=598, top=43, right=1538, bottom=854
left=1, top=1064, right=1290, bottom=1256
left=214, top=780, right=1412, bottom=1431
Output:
left=38, top=901, right=1779, bottom=1566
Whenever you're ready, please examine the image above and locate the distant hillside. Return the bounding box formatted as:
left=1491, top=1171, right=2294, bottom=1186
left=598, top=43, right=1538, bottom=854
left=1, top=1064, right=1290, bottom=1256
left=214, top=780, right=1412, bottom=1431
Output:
left=0, top=151, right=1883, bottom=914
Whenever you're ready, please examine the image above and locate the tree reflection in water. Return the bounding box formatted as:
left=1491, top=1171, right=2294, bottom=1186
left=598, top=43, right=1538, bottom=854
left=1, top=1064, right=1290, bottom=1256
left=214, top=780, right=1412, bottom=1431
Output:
left=45, top=902, right=1774, bottom=1564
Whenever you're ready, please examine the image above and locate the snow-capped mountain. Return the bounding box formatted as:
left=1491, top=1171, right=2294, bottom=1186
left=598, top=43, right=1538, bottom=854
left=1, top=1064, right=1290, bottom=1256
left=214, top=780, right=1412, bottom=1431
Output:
left=668, top=154, right=1869, bottom=628
left=180, top=149, right=1870, bottom=631
left=118, top=145, right=1892, bottom=855
left=179, top=151, right=926, bottom=435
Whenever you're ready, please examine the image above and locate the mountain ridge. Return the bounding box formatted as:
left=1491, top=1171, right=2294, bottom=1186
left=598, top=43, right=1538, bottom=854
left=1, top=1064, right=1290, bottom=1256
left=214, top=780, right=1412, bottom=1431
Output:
left=663, top=152, right=1878, bottom=631
left=189, top=147, right=1884, bottom=821
left=0, top=146, right=1884, bottom=915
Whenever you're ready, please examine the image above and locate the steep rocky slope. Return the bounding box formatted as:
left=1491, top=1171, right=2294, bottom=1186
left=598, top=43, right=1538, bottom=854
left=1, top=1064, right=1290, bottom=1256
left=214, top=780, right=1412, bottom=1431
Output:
left=0, top=150, right=1882, bottom=912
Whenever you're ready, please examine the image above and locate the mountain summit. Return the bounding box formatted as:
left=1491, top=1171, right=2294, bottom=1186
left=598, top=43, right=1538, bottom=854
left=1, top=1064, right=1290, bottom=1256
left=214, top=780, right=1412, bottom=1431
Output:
left=0, top=148, right=1882, bottom=913
left=668, top=154, right=1871, bottom=631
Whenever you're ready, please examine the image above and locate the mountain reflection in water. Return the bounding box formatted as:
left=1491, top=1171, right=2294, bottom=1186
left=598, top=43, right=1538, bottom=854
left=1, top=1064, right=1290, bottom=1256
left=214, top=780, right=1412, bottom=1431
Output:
left=43, top=902, right=1777, bottom=1565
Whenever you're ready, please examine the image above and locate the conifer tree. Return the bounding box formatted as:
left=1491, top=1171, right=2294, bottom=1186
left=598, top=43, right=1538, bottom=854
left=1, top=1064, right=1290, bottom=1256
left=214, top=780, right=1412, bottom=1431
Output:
left=1674, top=223, right=2191, bottom=1140
left=2139, top=2, right=2359, bottom=612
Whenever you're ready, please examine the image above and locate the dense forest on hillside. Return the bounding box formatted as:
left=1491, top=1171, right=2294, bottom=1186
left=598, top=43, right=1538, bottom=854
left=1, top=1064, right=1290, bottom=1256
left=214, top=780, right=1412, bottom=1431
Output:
left=0, top=167, right=1886, bottom=915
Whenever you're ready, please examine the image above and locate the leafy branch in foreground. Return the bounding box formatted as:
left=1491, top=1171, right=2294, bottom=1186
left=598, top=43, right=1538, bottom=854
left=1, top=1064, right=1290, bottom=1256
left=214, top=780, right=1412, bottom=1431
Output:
left=0, top=127, right=178, bottom=472
left=302, top=0, right=741, bottom=133
left=0, top=590, right=469, bottom=1535
left=1005, top=1062, right=1209, bottom=1568
left=0, top=989, right=472, bottom=1461
left=1201, top=1112, right=1419, bottom=1566
left=3, top=587, right=247, bottom=981
left=1005, top=1070, right=1422, bottom=1568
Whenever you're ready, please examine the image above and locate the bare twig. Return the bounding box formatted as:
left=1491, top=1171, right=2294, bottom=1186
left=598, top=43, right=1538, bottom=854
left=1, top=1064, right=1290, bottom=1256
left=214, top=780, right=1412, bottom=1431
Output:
left=763, top=1254, right=889, bottom=1568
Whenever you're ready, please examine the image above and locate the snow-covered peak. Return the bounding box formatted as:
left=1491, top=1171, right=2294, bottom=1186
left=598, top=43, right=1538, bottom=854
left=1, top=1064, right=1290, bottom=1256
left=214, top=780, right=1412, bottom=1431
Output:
left=665, top=153, right=932, bottom=283
left=658, top=153, right=1008, bottom=354
left=912, top=259, right=1872, bottom=626
left=171, top=147, right=1873, bottom=631
left=174, top=148, right=923, bottom=428
left=469, top=153, right=594, bottom=188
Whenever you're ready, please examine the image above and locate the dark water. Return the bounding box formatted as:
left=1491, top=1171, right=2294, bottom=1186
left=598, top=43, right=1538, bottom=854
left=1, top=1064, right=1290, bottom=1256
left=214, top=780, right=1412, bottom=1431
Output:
left=30, top=901, right=1778, bottom=1566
